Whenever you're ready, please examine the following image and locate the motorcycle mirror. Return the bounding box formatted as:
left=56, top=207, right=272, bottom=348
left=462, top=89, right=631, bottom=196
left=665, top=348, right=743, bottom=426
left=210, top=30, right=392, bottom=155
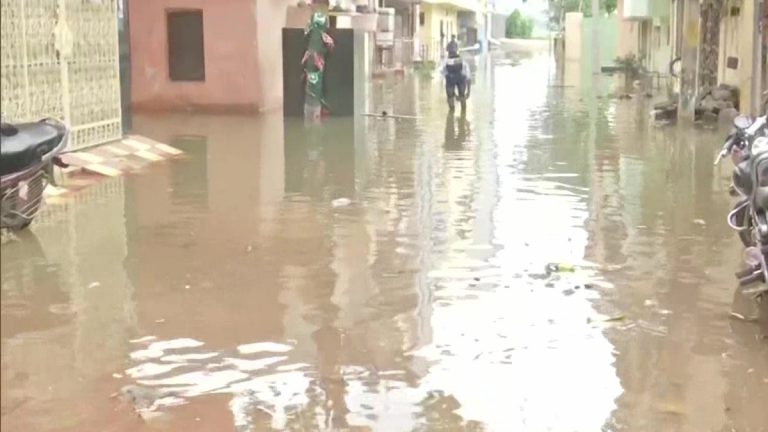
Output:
left=734, top=115, right=752, bottom=129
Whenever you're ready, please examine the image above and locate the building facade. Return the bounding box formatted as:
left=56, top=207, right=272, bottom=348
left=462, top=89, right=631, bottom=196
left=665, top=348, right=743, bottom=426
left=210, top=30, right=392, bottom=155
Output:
left=417, top=0, right=483, bottom=62
left=617, top=0, right=765, bottom=115
left=128, top=0, right=289, bottom=113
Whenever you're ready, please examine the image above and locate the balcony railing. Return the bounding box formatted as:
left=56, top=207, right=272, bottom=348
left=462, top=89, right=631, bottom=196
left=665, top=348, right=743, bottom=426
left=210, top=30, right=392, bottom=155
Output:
left=419, top=38, right=445, bottom=63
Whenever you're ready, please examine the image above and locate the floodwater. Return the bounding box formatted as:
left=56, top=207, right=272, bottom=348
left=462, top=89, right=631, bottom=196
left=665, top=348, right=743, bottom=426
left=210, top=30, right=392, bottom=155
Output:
left=2, top=54, right=768, bottom=432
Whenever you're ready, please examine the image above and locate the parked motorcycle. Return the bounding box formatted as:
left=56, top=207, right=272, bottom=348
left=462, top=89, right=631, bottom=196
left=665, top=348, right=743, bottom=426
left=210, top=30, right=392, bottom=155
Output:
left=734, top=135, right=768, bottom=291
left=717, top=113, right=768, bottom=293
left=0, top=118, right=68, bottom=231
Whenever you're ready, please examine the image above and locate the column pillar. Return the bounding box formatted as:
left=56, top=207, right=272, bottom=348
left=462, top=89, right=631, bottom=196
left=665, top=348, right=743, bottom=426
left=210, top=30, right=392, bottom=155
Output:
left=678, top=0, right=700, bottom=122
left=413, top=2, right=421, bottom=61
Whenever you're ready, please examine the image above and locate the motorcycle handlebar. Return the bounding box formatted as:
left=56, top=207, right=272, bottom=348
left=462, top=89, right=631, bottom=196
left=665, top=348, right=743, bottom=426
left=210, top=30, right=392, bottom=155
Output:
left=715, top=135, right=736, bottom=165
left=738, top=270, right=764, bottom=286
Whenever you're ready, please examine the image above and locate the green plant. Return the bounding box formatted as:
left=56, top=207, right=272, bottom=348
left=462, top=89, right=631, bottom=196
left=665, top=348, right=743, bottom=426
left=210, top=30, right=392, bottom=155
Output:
left=614, top=54, right=641, bottom=71
left=505, top=10, right=534, bottom=39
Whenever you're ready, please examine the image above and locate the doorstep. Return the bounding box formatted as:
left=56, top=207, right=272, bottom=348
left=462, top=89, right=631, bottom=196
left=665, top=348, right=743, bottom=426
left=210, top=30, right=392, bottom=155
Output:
left=44, top=135, right=184, bottom=198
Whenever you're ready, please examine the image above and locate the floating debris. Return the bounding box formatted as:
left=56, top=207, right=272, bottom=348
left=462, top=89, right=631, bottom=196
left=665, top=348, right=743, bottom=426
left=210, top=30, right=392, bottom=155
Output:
left=644, top=299, right=659, bottom=308
left=331, top=198, right=351, bottom=208
left=49, top=303, right=77, bottom=315
left=546, top=263, right=575, bottom=273
left=588, top=314, right=627, bottom=324
left=729, top=312, right=759, bottom=322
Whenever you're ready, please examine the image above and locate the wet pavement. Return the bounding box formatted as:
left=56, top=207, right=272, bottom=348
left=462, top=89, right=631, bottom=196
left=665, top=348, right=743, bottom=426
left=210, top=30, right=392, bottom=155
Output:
left=2, top=54, right=768, bottom=432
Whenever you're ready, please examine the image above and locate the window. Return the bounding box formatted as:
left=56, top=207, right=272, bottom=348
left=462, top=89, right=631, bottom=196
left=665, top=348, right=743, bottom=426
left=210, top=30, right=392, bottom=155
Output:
left=419, top=12, right=425, bottom=26
left=167, top=10, right=205, bottom=81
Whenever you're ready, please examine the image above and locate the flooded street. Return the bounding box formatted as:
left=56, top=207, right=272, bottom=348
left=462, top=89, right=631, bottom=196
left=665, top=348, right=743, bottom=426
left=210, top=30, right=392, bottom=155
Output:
left=2, top=54, right=768, bottom=431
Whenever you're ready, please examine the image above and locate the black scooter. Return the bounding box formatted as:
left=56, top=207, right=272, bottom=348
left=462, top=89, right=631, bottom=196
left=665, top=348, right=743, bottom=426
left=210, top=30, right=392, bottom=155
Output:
left=0, top=118, right=68, bottom=231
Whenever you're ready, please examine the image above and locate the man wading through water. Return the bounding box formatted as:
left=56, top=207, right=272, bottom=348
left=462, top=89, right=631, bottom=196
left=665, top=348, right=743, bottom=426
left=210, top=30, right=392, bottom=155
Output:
left=441, top=39, right=471, bottom=113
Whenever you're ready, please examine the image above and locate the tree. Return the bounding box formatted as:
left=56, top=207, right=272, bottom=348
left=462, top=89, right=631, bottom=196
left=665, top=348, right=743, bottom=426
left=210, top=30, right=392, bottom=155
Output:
left=505, top=10, right=535, bottom=39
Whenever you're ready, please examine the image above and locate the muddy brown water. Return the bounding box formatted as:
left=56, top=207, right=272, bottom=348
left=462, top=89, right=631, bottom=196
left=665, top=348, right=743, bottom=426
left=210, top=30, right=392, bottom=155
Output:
left=2, top=55, right=767, bottom=432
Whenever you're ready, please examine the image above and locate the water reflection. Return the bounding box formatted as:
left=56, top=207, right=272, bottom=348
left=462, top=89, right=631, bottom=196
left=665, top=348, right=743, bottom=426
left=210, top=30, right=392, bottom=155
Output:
left=444, top=113, right=470, bottom=152
left=2, top=54, right=767, bottom=432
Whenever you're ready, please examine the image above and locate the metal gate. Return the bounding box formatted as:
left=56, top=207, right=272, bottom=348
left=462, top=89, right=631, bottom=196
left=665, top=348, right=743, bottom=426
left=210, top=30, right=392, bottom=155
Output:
left=1, top=0, right=122, bottom=150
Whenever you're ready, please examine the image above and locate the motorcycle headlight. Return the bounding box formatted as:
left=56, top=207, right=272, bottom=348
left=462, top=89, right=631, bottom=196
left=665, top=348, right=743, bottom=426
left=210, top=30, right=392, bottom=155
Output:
left=734, top=115, right=753, bottom=130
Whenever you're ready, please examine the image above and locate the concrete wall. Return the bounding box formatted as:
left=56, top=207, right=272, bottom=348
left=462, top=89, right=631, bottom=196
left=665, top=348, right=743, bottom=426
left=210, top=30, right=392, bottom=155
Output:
left=490, top=12, right=506, bottom=39
left=254, top=0, right=289, bottom=111
left=718, top=4, right=757, bottom=111
left=564, top=12, right=583, bottom=61
left=129, top=0, right=287, bottom=112
left=648, top=18, right=672, bottom=74
left=582, top=14, right=619, bottom=66
left=617, top=0, right=640, bottom=58
left=420, top=3, right=460, bottom=60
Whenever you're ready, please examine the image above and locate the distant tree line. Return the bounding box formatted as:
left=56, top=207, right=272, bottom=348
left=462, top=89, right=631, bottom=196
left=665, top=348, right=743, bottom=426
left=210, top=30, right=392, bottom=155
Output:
left=505, top=10, right=534, bottom=39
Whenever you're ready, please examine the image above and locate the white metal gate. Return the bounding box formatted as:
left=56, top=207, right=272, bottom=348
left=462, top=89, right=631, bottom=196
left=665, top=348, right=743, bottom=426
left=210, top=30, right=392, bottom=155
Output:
left=1, top=0, right=122, bottom=150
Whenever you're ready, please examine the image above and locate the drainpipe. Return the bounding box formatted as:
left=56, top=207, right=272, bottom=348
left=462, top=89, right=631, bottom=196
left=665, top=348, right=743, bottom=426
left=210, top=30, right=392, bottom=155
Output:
left=413, top=2, right=421, bottom=61
left=592, top=0, right=600, bottom=75
left=751, top=0, right=764, bottom=115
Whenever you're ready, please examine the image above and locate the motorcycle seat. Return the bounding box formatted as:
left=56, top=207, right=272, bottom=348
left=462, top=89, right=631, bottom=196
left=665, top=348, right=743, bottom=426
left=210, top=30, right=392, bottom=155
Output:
left=0, top=121, right=65, bottom=176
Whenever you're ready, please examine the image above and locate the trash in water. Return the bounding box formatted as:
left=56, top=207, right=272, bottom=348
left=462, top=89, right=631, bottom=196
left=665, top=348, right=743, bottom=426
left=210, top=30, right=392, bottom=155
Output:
left=88, top=282, right=101, bottom=289
left=331, top=198, right=351, bottom=208
left=693, top=219, right=706, bottom=226
left=655, top=401, right=686, bottom=415
left=587, top=314, right=627, bottom=324
left=546, top=263, right=575, bottom=273
left=49, top=303, right=77, bottom=315
left=729, top=311, right=758, bottom=322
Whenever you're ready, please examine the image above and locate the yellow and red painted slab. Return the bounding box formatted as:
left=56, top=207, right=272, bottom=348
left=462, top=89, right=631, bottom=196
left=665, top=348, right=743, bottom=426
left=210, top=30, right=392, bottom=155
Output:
left=44, top=135, right=183, bottom=198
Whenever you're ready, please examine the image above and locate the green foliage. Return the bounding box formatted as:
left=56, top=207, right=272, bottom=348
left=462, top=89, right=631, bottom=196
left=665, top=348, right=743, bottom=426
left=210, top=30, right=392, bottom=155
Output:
left=614, top=54, right=641, bottom=70
left=542, top=0, right=618, bottom=30
left=505, top=10, right=534, bottom=39
left=614, top=53, right=645, bottom=79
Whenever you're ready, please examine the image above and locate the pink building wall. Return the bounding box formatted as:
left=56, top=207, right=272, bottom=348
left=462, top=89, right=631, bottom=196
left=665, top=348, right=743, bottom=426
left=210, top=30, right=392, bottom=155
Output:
left=129, top=0, right=287, bottom=112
